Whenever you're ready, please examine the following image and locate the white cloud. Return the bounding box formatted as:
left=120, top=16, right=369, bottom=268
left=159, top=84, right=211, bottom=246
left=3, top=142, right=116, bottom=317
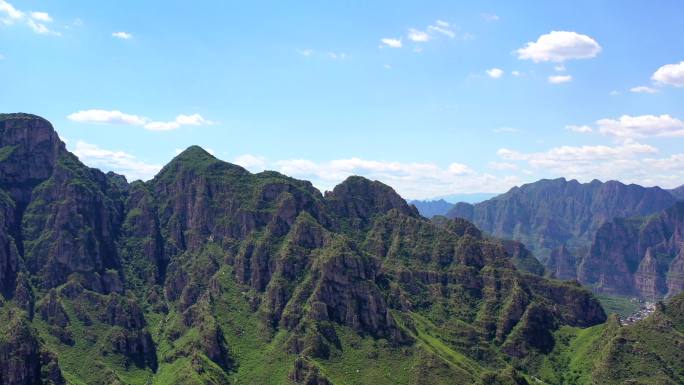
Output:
left=499, top=142, right=657, bottom=164
left=28, top=18, right=60, bottom=35
left=112, top=31, right=132, bottom=40
left=596, top=114, right=684, bottom=138
left=407, top=28, right=430, bottom=42
left=511, top=70, right=521, bottom=76
left=233, top=154, right=267, bottom=172
left=497, top=141, right=684, bottom=189
left=486, top=68, right=504, bottom=79
left=175, top=113, right=207, bottom=126
left=68, top=109, right=147, bottom=125
left=272, top=156, right=517, bottom=199
left=71, top=141, right=162, bottom=181
left=652, top=61, right=684, bottom=87
left=630, top=86, right=659, bottom=94
left=554, top=64, right=566, bottom=72
left=380, top=38, right=402, bottom=48
left=548, top=74, right=572, bottom=84
left=427, top=20, right=456, bottom=38
left=565, top=124, right=593, bottom=133
left=609, top=90, right=620, bottom=96
left=493, top=127, right=519, bottom=133
left=482, top=13, right=500, bottom=22
left=1, top=1, right=59, bottom=35
left=0, top=0, right=23, bottom=23
left=30, top=11, right=51, bottom=22
left=383, top=64, right=392, bottom=70
left=68, top=109, right=212, bottom=131
left=384, top=20, right=456, bottom=50
left=447, top=162, right=472, bottom=174
left=517, top=31, right=601, bottom=63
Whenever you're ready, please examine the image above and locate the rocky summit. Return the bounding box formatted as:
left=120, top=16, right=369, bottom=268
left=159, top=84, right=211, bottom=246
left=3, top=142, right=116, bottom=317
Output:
left=0, top=113, right=683, bottom=385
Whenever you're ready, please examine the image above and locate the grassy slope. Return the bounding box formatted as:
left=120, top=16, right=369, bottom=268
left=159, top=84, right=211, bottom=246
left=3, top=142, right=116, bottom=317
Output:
left=534, top=296, right=684, bottom=385
left=595, top=294, right=640, bottom=318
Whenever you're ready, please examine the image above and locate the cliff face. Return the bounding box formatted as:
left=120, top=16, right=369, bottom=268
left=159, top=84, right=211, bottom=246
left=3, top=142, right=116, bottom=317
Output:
left=579, top=202, right=684, bottom=298
left=446, top=178, right=676, bottom=262
left=545, top=245, right=577, bottom=280
left=0, top=114, right=610, bottom=385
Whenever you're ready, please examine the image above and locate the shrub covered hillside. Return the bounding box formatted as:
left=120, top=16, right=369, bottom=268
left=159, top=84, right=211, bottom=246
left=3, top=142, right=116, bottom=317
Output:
left=0, top=113, right=678, bottom=385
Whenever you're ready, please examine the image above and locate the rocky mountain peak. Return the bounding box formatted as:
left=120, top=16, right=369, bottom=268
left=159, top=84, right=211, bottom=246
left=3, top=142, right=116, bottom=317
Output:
left=154, top=145, right=249, bottom=183
left=325, top=176, right=419, bottom=223
left=0, top=113, right=66, bottom=204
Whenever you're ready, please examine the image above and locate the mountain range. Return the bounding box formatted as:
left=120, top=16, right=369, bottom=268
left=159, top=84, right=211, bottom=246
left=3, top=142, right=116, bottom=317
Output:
left=407, top=199, right=454, bottom=219
left=445, top=178, right=684, bottom=299
left=0, top=113, right=683, bottom=385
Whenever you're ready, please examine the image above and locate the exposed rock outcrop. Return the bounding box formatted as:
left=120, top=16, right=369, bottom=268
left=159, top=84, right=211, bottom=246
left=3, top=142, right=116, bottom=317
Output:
left=446, top=178, right=675, bottom=261
left=579, top=202, right=684, bottom=298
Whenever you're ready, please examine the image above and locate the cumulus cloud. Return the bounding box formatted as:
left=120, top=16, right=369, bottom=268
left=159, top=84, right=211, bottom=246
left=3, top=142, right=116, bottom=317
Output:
left=380, top=38, right=402, bottom=48
left=384, top=20, right=456, bottom=49
left=596, top=114, right=684, bottom=138
left=68, top=109, right=147, bottom=125
left=486, top=68, right=504, bottom=79
left=273, top=156, right=516, bottom=199
left=517, top=31, right=601, bottom=63
left=407, top=28, right=430, bottom=42
left=427, top=20, right=456, bottom=38
left=0, top=1, right=59, bottom=35
left=565, top=124, right=593, bottom=133
left=144, top=113, right=210, bottom=131
left=71, top=141, right=162, bottom=181
left=548, top=74, right=572, bottom=84
left=630, top=86, right=659, bottom=94
left=233, top=154, right=267, bottom=172
left=652, top=61, right=684, bottom=87
left=0, top=0, right=23, bottom=23
left=29, top=11, right=50, bottom=22
left=68, top=109, right=212, bottom=131
left=497, top=141, right=684, bottom=189
left=112, top=31, right=132, bottom=39
left=499, top=142, right=656, bottom=163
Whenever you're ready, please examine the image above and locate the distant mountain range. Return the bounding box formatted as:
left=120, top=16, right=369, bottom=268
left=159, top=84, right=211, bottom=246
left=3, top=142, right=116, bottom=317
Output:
left=445, top=177, right=684, bottom=299
left=410, top=193, right=497, bottom=218
left=408, top=199, right=454, bottom=218
left=670, top=185, right=684, bottom=200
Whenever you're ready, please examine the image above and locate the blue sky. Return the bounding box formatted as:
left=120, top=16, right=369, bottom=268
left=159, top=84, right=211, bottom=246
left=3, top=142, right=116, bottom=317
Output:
left=2, top=0, right=684, bottom=199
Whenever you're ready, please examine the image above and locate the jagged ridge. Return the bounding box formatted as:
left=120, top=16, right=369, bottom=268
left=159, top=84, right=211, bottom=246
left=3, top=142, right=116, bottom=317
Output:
left=0, top=114, right=620, bottom=385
